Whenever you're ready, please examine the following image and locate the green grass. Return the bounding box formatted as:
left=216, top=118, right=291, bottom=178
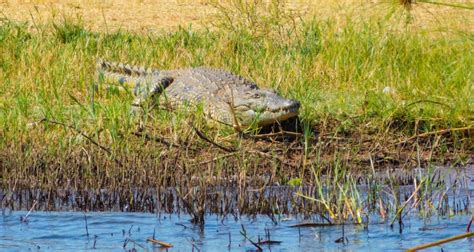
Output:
left=2, top=18, right=472, bottom=132
left=0, top=3, right=472, bottom=193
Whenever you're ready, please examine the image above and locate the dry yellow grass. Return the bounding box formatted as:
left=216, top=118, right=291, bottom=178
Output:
left=1, top=0, right=472, bottom=33
left=1, top=0, right=215, bottom=32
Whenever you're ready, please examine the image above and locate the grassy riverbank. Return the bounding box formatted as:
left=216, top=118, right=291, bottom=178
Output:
left=1, top=0, right=473, bottom=207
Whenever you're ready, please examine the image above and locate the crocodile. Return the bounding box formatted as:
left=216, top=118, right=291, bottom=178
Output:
left=96, top=59, right=300, bottom=127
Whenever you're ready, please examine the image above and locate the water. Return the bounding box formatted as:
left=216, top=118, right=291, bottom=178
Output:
left=2, top=166, right=474, bottom=251
left=1, top=211, right=474, bottom=251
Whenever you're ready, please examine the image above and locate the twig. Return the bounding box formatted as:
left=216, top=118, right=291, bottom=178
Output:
left=187, top=238, right=200, bottom=252
left=397, top=127, right=473, bottom=145
left=133, top=131, right=181, bottom=148
left=128, top=225, right=133, bottom=236
left=175, top=223, right=188, bottom=229
left=40, top=118, right=123, bottom=166
left=467, top=214, right=474, bottom=232
left=40, top=118, right=111, bottom=154
left=298, top=227, right=301, bottom=242
left=123, top=238, right=147, bottom=250
left=404, top=99, right=452, bottom=110
left=257, top=240, right=282, bottom=245
left=406, top=232, right=474, bottom=251
left=92, top=235, right=97, bottom=249
left=193, top=126, right=236, bottom=152
left=20, top=200, right=37, bottom=223
left=390, top=179, right=425, bottom=226
left=240, top=224, right=262, bottom=251
left=334, top=222, right=348, bottom=244
left=146, top=238, right=173, bottom=248
left=84, top=212, right=89, bottom=237
left=244, top=130, right=303, bottom=139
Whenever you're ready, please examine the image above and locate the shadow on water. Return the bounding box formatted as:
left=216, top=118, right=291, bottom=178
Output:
left=1, top=165, right=474, bottom=251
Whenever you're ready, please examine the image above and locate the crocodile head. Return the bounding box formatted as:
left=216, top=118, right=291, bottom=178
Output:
left=231, top=88, right=300, bottom=127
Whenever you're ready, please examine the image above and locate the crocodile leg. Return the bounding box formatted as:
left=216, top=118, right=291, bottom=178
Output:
left=96, top=59, right=174, bottom=108
left=131, top=75, right=174, bottom=108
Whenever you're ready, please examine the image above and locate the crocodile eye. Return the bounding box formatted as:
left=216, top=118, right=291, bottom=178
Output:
left=253, top=93, right=261, bottom=98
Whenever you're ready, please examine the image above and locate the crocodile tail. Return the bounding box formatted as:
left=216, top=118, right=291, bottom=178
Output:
left=96, top=58, right=159, bottom=77
left=97, top=69, right=174, bottom=97
left=97, top=70, right=146, bottom=90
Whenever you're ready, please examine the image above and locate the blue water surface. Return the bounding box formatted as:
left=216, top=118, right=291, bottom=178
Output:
left=1, top=210, right=473, bottom=251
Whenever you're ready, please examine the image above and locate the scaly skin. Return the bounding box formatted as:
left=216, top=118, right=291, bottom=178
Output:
left=96, top=59, right=300, bottom=127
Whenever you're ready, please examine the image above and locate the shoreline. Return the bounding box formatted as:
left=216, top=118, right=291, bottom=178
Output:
left=1, top=1, right=473, bottom=218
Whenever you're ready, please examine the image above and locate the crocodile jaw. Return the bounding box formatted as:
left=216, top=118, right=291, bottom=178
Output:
left=235, top=97, right=301, bottom=127
left=255, top=100, right=300, bottom=126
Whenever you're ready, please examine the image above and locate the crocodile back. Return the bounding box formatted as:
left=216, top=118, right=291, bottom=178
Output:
left=162, top=68, right=260, bottom=125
